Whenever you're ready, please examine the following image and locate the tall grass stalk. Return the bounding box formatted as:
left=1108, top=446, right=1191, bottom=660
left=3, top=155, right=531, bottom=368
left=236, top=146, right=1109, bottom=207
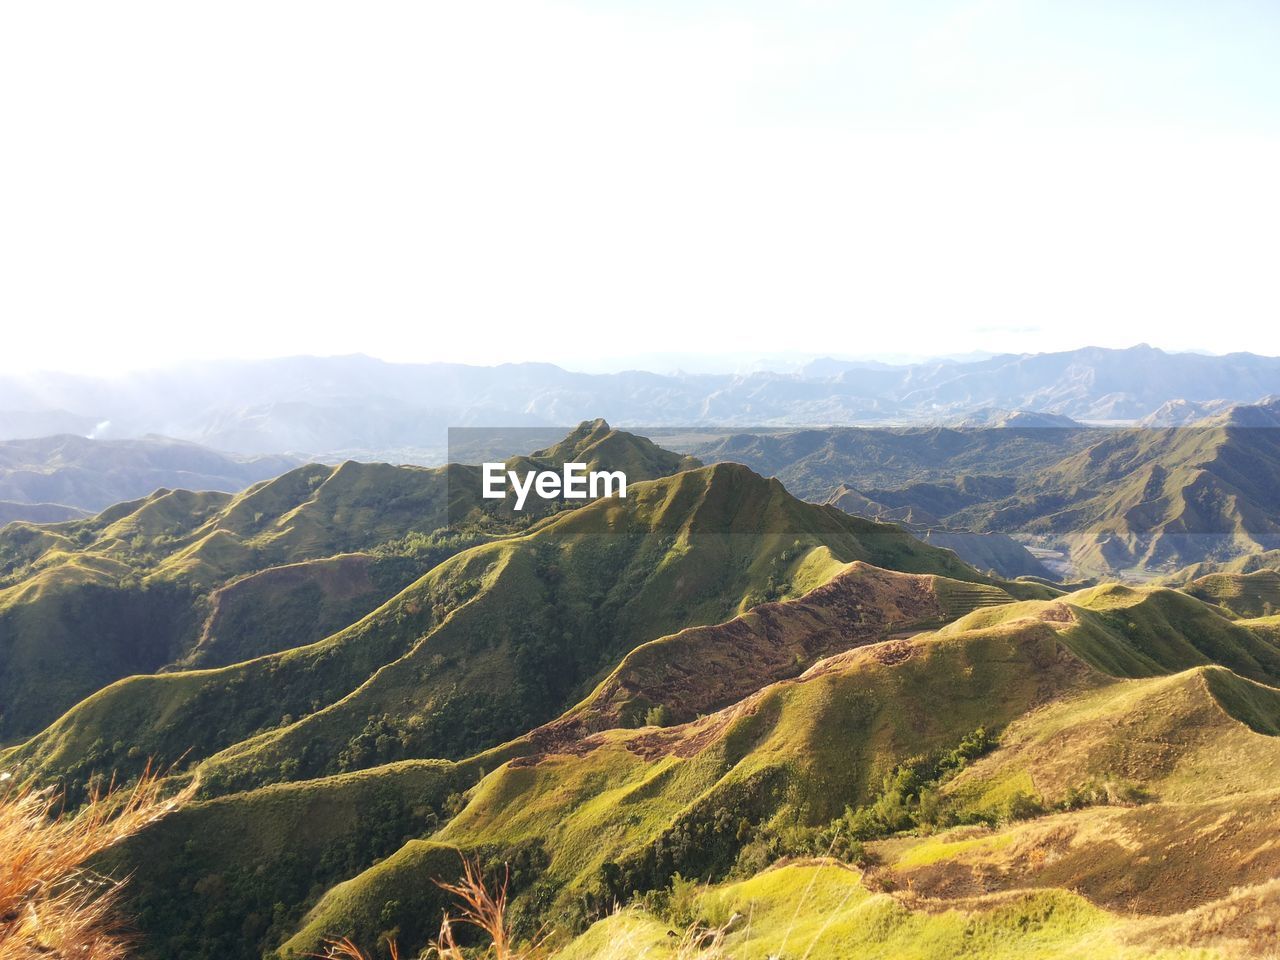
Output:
left=0, top=766, right=193, bottom=960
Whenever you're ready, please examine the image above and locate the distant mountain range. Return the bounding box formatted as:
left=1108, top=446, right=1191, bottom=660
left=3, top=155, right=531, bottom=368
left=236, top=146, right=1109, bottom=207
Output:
left=0, top=500, right=88, bottom=524
left=0, top=434, right=300, bottom=512
left=3, top=345, right=1279, bottom=461
left=694, top=399, right=1280, bottom=578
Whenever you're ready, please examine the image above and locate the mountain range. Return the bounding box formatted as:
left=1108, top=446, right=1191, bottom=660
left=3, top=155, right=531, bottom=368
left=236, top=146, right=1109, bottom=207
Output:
left=693, top=400, right=1280, bottom=579
left=2, top=422, right=1279, bottom=959
left=0, top=420, right=691, bottom=743
left=4, top=345, right=1280, bottom=462
left=0, top=434, right=301, bottom=512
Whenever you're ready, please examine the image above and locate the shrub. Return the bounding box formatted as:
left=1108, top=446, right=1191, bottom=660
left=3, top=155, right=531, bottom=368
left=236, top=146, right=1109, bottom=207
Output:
left=645, top=704, right=675, bottom=727
left=1003, top=790, right=1045, bottom=822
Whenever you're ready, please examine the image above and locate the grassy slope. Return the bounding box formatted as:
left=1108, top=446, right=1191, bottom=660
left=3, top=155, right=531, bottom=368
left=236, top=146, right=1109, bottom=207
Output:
left=1181, top=569, right=1280, bottom=618
left=559, top=865, right=1190, bottom=960
left=937, top=582, right=1280, bottom=686
left=58, top=546, right=1278, bottom=960
left=195, top=464, right=1011, bottom=792
left=176, top=553, right=407, bottom=669
left=12, top=425, right=1280, bottom=958
left=279, top=620, right=1098, bottom=955
left=108, top=760, right=479, bottom=956
left=277, top=584, right=1280, bottom=959
left=0, top=464, right=447, bottom=741
left=3, top=462, right=1007, bottom=796
left=94, top=560, right=1016, bottom=960
left=0, top=422, right=697, bottom=743
left=539, top=561, right=1014, bottom=733
left=0, top=552, right=202, bottom=742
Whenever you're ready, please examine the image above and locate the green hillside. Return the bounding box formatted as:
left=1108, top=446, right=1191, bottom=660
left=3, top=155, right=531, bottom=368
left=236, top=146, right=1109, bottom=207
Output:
left=0, top=421, right=694, bottom=743
left=1181, top=569, right=1280, bottom=618
left=4, top=419, right=1280, bottom=960
left=87, top=558, right=1018, bottom=958
left=260, top=578, right=1280, bottom=960
left=4, top=461, right=1015, bottom=801
left=44, top=557, right=1272, bottom=960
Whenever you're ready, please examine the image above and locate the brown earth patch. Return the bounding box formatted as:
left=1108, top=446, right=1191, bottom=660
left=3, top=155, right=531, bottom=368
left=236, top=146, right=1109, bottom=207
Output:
left=510, top=563, right=965, bottom=766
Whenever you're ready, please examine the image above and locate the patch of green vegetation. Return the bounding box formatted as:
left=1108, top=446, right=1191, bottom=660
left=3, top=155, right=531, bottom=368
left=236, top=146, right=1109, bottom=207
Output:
left=12, top=460, right=1008, bottom=799
left=106, top=759, right=476, bottom=960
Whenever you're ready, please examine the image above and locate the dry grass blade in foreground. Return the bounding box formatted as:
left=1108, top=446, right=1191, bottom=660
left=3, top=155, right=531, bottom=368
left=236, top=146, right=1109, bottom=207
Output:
left=0, top=767, right=193, bottom=960
left=432, top=859, right=552, bottom=960
left=317, top=858, right=547, bottom=960
left=318, top=857, right=738, bottom=960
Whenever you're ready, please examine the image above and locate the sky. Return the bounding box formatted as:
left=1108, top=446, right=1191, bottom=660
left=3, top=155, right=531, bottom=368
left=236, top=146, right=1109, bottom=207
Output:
left=2, top=0, right=1279, bottom=375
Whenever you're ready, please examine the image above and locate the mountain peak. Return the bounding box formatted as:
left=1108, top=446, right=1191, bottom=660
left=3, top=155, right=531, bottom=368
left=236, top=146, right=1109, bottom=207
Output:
left=529, top=421, right=699, bottom=480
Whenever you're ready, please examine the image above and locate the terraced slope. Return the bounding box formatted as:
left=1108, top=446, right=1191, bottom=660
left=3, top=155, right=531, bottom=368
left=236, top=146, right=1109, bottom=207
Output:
left=1183, top=569, right=1280, bottom=618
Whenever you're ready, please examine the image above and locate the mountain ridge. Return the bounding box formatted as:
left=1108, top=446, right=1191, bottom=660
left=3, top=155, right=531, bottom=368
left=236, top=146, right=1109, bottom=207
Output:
left=3, top=345, right=1278, bottom=461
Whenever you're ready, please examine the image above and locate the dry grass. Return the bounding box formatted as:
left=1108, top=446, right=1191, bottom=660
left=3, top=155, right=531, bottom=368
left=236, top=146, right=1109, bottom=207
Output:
left=317, top=858, right=547, bottom=960
left=1124, top=878, right=1280, bottom=959
left=590, top=919, right=733, bottom=960
left=430, top=859, right=548, bottom=960
left=0, top=767, right=193, bottom=960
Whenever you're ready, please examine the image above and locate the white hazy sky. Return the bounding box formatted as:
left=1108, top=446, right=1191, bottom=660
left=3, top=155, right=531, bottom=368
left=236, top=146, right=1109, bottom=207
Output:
left=2, top=0, right=1278, bottom=375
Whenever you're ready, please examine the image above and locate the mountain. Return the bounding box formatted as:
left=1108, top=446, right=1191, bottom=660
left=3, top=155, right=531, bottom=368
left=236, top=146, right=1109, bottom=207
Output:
left=961, top=409, right=1280, bottom=575
left=0, top=408, right=101, bottom=440
left=3, top=346, right=1279, bottom=461
left=0, top=422, right=694, bottom=743
left=0, top=434, right=300, bottom=513
left=953, top=407, right=1084, bottom=429
left=1181, top=570, right=1280, bottom=618
left=1, top=458, right=1019, bottom=791
left=699, top=402, right=1280, bottom=578
left=827, top=484, right=1051, bottom=579
left=1140, top=397, right=1240, bottom=427
left=691, top=426, right=1097, bottom=502
left=0, top=500, right=88, bottom=524
left=82, top=567, right=1280, bottom=959
left=877, top=344, right=1280, bottom=421
left=4, top=416, right=1279, bottom=959
left=1141, top=395, right=1280, bottom=428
